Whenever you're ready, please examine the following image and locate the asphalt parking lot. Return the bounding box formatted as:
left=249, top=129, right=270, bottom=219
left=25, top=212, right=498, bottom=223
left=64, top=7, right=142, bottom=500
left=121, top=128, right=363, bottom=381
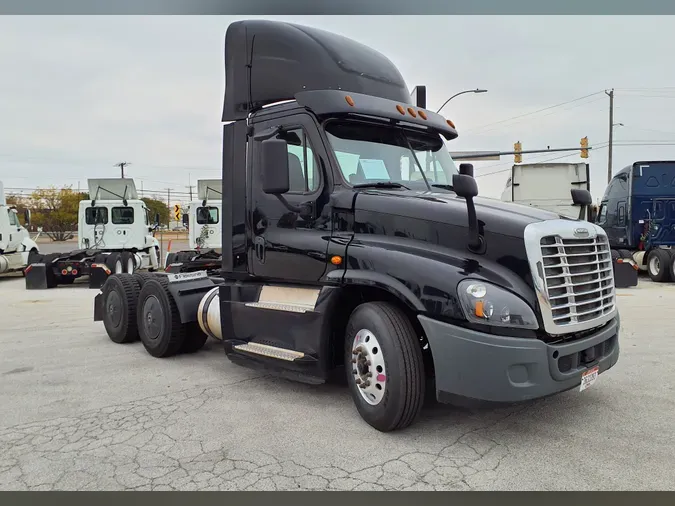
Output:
left=1, top=273, right=674, bottom=491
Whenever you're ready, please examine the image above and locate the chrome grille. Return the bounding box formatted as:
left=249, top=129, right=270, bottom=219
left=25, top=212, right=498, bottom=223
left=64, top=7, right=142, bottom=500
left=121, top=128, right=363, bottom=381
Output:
left=539, top=234, right=615, bottom=328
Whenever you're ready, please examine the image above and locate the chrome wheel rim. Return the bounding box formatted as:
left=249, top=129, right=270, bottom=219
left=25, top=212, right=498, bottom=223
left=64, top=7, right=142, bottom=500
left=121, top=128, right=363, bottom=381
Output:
left=114, top=260, right=123, bottom=274
left=127, top=258, right=134, bottom=273
left=649, top=255, right=660, bottom=276
left=351, top=328, right=387, bottom=406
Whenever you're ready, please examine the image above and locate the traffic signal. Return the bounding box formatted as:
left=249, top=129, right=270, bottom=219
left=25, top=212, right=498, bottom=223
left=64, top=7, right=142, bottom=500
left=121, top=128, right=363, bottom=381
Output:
left=514, top=141, right=522, bottom=164
left=580, top=136, right=589, bottom=159
left=173, top=204, right=181, bottom=221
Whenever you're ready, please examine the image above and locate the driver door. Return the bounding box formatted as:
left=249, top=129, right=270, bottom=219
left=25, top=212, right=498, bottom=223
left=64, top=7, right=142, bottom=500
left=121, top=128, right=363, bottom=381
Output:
left=248, top=113, right=332, bottom=284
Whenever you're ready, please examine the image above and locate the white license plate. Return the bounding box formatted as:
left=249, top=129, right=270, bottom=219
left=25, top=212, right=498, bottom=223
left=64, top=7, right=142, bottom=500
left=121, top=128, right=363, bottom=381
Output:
left=579, top=366, right=599, bottom=392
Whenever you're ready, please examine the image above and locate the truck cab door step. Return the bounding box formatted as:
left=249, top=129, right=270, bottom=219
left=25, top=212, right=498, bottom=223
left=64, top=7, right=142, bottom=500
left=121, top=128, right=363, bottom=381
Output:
left=233, top=342, right=306, bottom=361
left=244, top=301, right=314, bottom=313
left=244, top=285, right=320, bottom=313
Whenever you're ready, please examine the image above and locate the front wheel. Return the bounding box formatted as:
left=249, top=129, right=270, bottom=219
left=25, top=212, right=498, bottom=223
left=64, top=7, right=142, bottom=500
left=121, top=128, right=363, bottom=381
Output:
left=344, top=302, right=425, bottom=432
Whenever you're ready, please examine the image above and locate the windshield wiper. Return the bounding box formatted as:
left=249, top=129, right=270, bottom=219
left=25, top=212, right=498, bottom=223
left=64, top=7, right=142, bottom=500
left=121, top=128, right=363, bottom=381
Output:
left=353, top=182, right=410, bottom=190
left=430, top=183, right=454, bottom=191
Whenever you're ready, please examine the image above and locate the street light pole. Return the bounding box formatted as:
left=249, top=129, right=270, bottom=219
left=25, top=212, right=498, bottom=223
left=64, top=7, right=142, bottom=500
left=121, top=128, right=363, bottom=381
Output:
left=436, top=88, right=488, bottom=114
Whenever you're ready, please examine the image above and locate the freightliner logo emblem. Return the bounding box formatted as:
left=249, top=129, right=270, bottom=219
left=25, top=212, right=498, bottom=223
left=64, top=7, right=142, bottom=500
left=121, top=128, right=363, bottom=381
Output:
left=573, top=228, right=590, bottom=238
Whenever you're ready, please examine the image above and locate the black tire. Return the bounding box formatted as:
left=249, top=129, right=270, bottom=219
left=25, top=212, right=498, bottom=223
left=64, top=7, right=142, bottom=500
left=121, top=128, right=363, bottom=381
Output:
left=344, top=301, right=425, bottom=432
left=165, top=252, right=176, bottom=268
left=27, top=249, right=43, bottom=265
left=101, top=273, right=140, bottom=344
left=617, top=249, right=632, bottom=260
left=105, top=252, right=124, bottom=275
left=136, top=278, right=186, bottom=358
left=121, top=251, right=135, bottom=274
left=94, top=253, right=107, bottom=264
left=176, top=251, right=195, bottom=264
left=610, top=249, right=620, bottom=262
left=180, top=322, right=209, bottom=354
left=647, top=249, right=671, bottom=282
left=668, top=251, right=675, bottom=281
left=133, top=271, right=156, bottom=289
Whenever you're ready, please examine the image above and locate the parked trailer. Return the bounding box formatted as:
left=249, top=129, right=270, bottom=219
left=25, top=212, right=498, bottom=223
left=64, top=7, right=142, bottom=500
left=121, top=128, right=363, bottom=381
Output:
left=501, top=162, right=597, bottom=221
left=0, top=180, right=41, bottom=276
left=95, top=19, right=621, bottom=432
left=595, top=160, right=675, bottom=282
left=25, top=178, right=162, bottom=289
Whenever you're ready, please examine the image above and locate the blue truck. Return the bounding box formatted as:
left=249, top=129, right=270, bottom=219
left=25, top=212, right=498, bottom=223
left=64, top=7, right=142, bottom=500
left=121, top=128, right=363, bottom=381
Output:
left=596, top=160, right=675, bottom=282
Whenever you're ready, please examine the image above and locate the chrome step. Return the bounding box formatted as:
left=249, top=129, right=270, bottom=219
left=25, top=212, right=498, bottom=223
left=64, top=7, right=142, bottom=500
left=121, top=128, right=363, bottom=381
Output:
left=244, top=301, right=313, bottom=313
left=233, top=342, right=305, bottom=361
left=244, top=285, right=320, bottom=313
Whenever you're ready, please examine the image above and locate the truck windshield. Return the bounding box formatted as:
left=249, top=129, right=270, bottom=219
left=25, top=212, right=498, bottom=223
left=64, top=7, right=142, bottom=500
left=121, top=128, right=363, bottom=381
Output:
left=324, top=120, right=459, bottom=191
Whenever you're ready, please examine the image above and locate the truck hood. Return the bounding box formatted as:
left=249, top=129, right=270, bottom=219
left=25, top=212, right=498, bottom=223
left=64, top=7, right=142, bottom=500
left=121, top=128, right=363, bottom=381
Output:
left=353, top=189, right=566, bottom=239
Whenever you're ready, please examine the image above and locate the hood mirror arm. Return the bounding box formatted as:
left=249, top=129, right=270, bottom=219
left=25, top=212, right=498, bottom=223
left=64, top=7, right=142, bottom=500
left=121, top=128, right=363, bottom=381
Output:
left=454, top=164, right=486, bottom=254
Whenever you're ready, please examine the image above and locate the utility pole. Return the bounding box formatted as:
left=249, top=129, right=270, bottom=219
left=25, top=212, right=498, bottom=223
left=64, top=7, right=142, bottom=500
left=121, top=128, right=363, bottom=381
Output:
left=114, top=161, right=131, bottom=178
left=605, top=89, right=614, bottom=183
left=186, top=185, right=195, bottom=200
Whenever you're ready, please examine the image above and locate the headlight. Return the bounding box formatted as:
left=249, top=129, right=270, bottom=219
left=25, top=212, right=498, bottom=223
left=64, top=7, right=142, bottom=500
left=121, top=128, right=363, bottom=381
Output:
left=457, top=279, right=539, bottom=330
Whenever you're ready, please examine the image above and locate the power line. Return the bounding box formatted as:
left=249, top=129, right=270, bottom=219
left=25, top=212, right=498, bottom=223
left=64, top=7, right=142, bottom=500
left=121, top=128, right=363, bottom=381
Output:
left=114, top=161, right=131, bottom=178
left=463, top=91, right=605, bottom=134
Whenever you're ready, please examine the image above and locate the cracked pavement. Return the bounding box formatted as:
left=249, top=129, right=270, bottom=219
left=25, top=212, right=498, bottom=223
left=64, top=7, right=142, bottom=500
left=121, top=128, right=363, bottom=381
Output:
left=1, top=275, right=674, bottom=490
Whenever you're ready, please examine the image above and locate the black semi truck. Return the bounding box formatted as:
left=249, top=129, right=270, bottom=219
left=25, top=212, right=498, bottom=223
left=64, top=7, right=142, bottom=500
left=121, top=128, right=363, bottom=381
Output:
left=95, top=20, right=621, bottom=432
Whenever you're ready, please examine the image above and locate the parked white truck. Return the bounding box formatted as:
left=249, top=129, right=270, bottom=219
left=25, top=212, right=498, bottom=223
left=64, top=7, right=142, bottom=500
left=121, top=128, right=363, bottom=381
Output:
left=164, top=179, right=222, bottom=274
left=0, top=181, right=40, bottom=276
left=500, top=162, right=596, bottom=221
left=25, top=178, right=162, bottom=289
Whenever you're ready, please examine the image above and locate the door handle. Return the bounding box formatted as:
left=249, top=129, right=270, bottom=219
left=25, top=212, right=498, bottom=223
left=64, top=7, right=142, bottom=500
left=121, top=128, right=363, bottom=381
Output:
left=254, top=236, right=266, bottom=264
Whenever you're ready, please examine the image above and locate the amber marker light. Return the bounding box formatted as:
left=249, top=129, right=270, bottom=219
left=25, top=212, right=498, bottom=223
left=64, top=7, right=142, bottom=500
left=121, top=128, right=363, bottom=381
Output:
left=330, top=256, right=343, bottom=266
left=345, top=95, right=355, bottom=106
left=446, top=119, right=456, bottom=129
left=418, top=110, right=428, bottom=120
left=396, top=105, right=406, bottom=115
left=407, top=107, right=417, bottom=118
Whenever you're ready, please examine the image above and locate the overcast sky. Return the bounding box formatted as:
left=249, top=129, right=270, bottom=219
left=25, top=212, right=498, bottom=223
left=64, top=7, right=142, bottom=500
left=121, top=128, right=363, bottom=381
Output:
left=1, top=15, right=675, bottom=204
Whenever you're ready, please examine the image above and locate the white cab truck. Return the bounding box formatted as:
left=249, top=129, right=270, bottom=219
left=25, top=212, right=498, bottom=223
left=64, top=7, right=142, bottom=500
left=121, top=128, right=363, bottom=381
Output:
left=25, top=178, right=161, bottom=289
left=164, top=179, right=222, bottom=274
left=0, top=181, right=40, bottom=276
left=501, top=163, right=596, bottom=221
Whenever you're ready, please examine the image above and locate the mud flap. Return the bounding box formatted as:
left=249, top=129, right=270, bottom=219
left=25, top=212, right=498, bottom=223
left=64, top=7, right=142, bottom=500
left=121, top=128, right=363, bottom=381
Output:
left=93, top=293, right=104, bottom=322
left=24, top=263, right=57, bottom=290
left=614, top=259, right=639, bottom=288
left=89, top=265, right=110, bottom=289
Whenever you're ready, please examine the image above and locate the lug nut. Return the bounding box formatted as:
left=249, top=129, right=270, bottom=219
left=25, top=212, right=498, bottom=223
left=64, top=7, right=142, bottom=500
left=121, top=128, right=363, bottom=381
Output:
left=366, top=372, right=372, bottom=378
left=367, top=360, right=372, bottom=366
left=356, top=378, right=362, bottom=384
left=364, top=381, right=371, bottom=387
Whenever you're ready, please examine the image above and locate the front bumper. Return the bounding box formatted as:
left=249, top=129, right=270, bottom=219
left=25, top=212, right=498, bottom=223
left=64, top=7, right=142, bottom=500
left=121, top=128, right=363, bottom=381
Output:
left=418, top=314, right=620, bottom=404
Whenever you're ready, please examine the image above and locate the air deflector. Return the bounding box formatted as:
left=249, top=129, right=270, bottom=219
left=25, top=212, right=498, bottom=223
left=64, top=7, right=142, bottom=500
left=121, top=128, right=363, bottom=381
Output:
left=222, top=20, right=411, bottom=121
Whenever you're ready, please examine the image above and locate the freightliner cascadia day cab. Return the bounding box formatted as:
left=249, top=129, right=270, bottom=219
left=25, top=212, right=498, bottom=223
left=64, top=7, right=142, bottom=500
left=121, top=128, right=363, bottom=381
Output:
left=25, top=178, right=162, bottom=289
left=164, top=179, right=223, bottom=274
left=0, top=180, right=40, bottom=276
left=95, top=20, right=621, bottom=432
left=596, top=160, right=675, bottom=282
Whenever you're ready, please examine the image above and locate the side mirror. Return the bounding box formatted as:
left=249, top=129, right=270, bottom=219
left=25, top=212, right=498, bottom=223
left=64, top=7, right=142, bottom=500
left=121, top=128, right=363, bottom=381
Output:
left=452, top=173, right=478, bottom=199
left=571, top=189, right=592, bottom=207
left=571, top=189, right=592, bottom=220
left=182, top=214, right=189, bottom=227
left=459, top=163, right=474, bottom=178
left=24, top=209, right=31, bottom=226
left=260, top=137, right=290, bottom=195
left=154, top=213, right=161, bottom=226
left=452, top=173, right=483, bottom=253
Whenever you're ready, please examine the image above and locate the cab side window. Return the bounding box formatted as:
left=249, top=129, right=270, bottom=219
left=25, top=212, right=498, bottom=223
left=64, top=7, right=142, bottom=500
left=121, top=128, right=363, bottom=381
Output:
left=597, top=204, right=608, bottom=224
left=281, top=128, right=321, bottom=194
left=8, top=211, right=19, bottom=227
